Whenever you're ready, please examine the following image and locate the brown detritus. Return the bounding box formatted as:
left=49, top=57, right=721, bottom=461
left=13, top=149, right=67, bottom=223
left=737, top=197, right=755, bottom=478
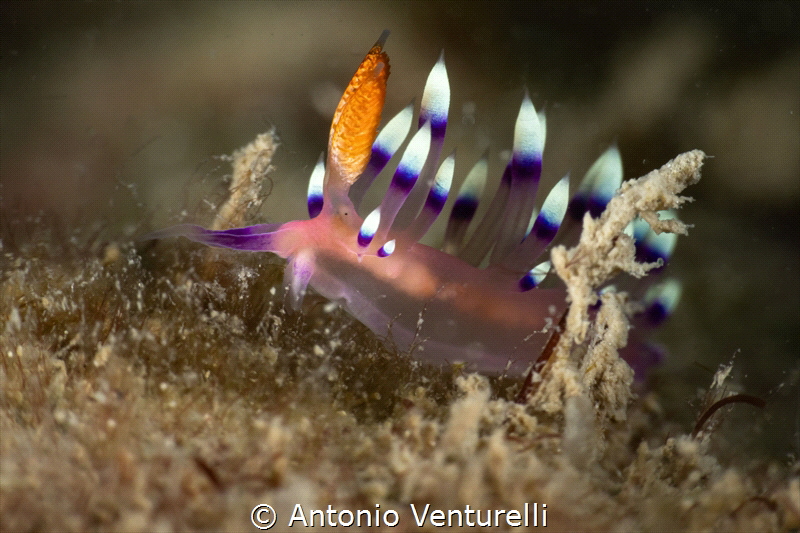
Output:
left=515, top=308, right=567, bottom=404
left=535, top=150, right=705, bottom=422
left=553, top=149, right=705, bottom=346
left=201, top=131, right=278, bottom=279
left=193, top=456, right=224, bottom=491
left=211, top=131, right=278, bottom=232
left=692, top=393, right=767, bottom=439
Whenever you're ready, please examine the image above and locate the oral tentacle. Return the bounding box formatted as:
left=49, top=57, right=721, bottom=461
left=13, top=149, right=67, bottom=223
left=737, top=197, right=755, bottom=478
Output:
left=144, top=224, right=282, bottom=251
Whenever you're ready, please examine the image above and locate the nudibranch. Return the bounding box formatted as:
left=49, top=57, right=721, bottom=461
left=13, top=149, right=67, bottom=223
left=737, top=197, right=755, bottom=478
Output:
left=148, top=32, right=680, bottom=375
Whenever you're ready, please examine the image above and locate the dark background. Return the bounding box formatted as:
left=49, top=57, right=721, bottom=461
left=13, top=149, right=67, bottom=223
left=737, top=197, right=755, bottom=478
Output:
left=2, top=1, right=797, bottom=462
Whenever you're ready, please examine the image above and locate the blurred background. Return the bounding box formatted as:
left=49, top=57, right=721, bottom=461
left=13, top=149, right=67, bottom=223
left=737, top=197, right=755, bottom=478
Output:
left=2, top=1, right=797, bottom=462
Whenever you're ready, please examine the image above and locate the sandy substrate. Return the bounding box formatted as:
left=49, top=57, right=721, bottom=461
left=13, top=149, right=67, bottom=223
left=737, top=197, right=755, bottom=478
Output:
left=2, top=135, right=797, bottom=530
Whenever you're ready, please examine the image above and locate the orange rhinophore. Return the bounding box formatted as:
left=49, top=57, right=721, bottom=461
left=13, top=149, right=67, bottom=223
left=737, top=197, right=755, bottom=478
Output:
left=327, top=30, right=390, bottom=189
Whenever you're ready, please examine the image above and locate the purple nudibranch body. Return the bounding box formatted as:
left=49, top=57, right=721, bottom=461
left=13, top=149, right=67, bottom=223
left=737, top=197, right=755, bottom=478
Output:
left=148, top=35, right=680, bottom=375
